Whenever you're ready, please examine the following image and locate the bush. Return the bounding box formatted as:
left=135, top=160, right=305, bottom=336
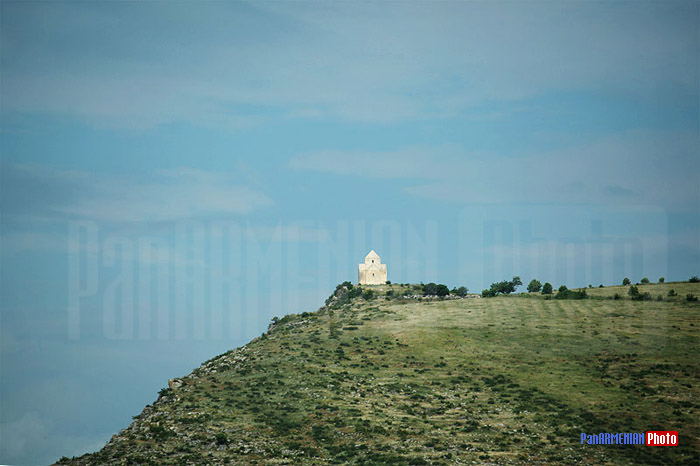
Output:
left=527, top=279, right=542, bottom=293
left=482, top=289, right=496, bottom=298
left=687, top=294, right=699, bottom=302
left=613, top=293, right=621, bottom=300
left=542, top=282, right=553, bottom=295
left=435, top=284, right=450, bottom=298
left=385, top=280, right=391, bottom=285
left=641, top=277, right=650, bottom=284
left=422, top=283, right=438, bottom=296
left=599, top=284, right=604, bottom=288
left=628, top=285, right=639, bottom=298
left=326, top=281, right=357, bottom=307
left=558, top=285, right=568, bottom=293
left=149, top=424, right=174, bottom=441
left=622, top=277, right=631, bottom=286
left=362, top=289, right=375, bottom=300
left=658, top=277, right=665, bottom=283
left=628, top=285, right=651, bottom=301
left=386, top=290, right=394, bottom=297
left=690, top=276, right=699, bottom=283
left=214, top=433, right=228, bottom=445
left=555, top=288, right=587, bottom=300
left=668, top=289, right=677, bottom=297
left=451, top=286, right=468, bottom=297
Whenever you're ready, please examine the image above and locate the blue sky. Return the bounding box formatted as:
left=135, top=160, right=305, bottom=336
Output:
left=1, top=1, right=698, bottom=463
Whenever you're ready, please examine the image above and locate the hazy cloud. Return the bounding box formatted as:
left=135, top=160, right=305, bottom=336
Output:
left=2, top=1, right=696, bottom=128
left=289, top=144, right=465, bottom=179
left=291, top=130, right=699, bottom=208
left=1, top=165, right=273, bottom=224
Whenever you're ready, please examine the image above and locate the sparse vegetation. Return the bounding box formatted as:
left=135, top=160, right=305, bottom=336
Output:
left=60, top=280, right=700, bottom=466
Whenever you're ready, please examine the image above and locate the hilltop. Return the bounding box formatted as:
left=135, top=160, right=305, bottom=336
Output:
left=58, top=282, right=700, bottom=465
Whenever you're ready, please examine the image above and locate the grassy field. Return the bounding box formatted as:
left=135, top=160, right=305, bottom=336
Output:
left=61, top=282, right=700, bottom=465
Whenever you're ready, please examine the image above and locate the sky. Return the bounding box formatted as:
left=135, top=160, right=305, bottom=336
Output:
left=1, top=1, right=698, bottom=463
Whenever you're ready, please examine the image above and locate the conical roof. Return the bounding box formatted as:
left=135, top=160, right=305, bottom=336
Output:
left=365, top=250, right=380, bottom=260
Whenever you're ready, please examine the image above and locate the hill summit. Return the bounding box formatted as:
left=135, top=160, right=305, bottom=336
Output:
left=58, top=282, right=699, bottom=465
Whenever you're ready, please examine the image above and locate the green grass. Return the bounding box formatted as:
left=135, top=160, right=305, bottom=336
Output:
left=571, top=280, right=699, bottom=300
left=60, top=283, right=700, bottom=465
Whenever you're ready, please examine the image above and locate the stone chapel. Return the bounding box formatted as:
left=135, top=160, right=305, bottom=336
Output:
left=358, top=250, right=388, bottom=285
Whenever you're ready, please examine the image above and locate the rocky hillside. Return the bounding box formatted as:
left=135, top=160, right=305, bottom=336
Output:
left=57, top=282, right=700, bottom=465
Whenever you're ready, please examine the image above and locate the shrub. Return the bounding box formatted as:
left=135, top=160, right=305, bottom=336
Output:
left=149, top=424, right=174, bottom=441
left=542, top=282, right=553, bottom=295
left=658, top=277, right=665, bottom=283
left=527, top=279, right=542, bottom=293
left=214, top=433, right=228, bottom=445
left=422, top=283, right=438, bottom=296
left=599, top=284, right=604, bottom=288
left=326, top=281, right=356, bottom=306
left=385, top=280, right=391, bottom=285
left=435, top=284, right=450, bottom=298
left=482, top=289, right=496, bottom=298
left=641, top=277, right=650, bottom=284
left=628, top=285, right=639, bottom=298
left=555, top=288, right=587, bottom=300
left=629, top=285, right=651, bottom=301
left=687, top=294, right=699, bottom=302
left=622, top=277, right=631, bottom=286
left=362, top=289, right=375, bottom=300
left=668, top=289, right=677, bottom=297
left=386, top=290, right=394, bottom=297
left=690, top=276, right=700, bottom=283
left=451, top=286, right=468, bottom=297
left=656, top=294, right=663, bottom=301
left=613, top=293, right=621, bottom=300
left=558, top=285, right=568, bottom=293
